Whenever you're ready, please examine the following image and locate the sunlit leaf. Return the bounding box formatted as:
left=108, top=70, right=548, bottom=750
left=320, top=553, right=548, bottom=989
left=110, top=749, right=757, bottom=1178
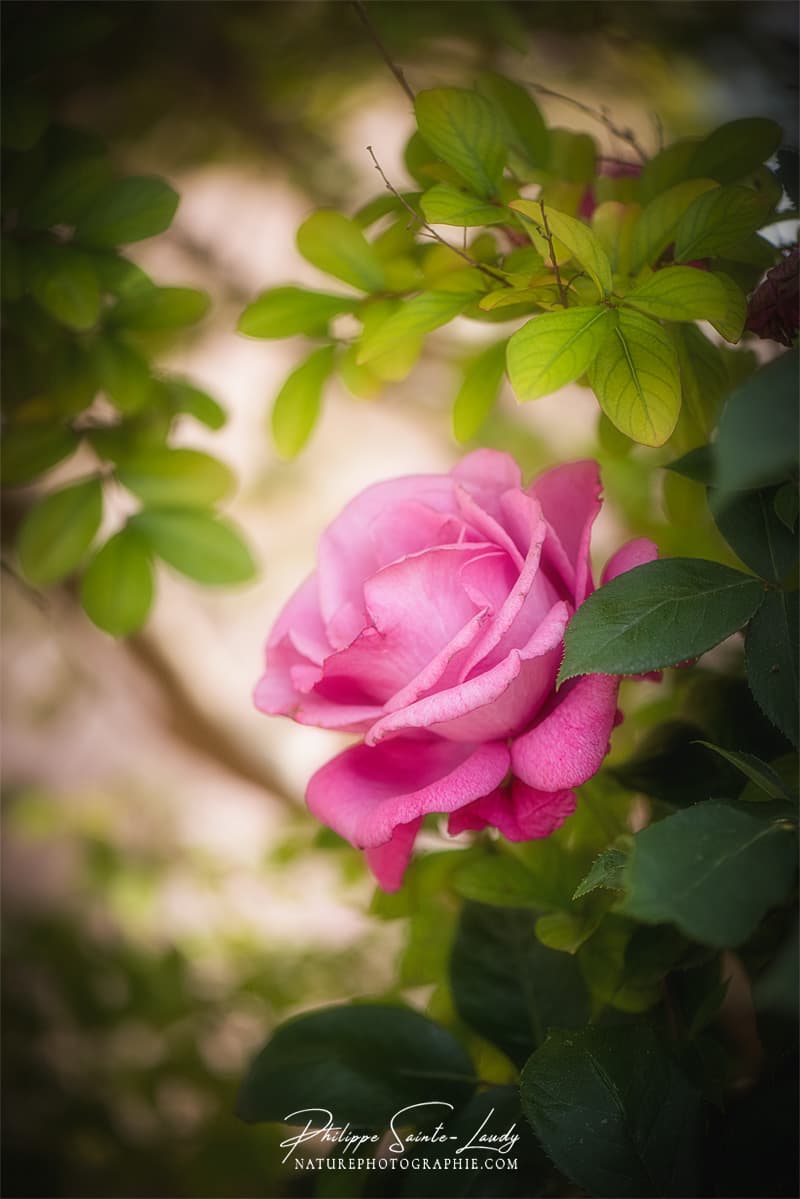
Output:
left=80, top=525, right=154, bottom=636
left=589, top=308, right=680, bottom=446
left=507, top=305, right=615, bottom=401
left=18, top=476, right=103, bottom=586
left=117, top=447, right=234, bottom=508
left=415, top=87, right=506, bottom=198
left=296, top=210, right=386, bottom=292
left=132, top=507, right=256, bottom=584
left=452, top=338, right=507, bottom=442
left=420, top=183, right=505, bottom=226
left=512, top=201, right=613, bottom=297
left=477, top=71, right=549, bottom=167
left=630, top=179, right=718, bottom=272
left=271, top=344, right=336, bottom=459
left=238, top=286, right=357, bottom=338
left=673, top=185, right=766, bottom=262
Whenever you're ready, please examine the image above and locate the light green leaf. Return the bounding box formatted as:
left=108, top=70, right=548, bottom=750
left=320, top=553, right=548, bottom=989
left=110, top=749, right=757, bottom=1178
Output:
left=420, top=183, right=505, bottom=227
left=296, top=210, right=386, bottom=292
left=18, top=477, right=103, bottom=586
left=80, top=526, right=154, bottom=636
left=92, top=338, right=152, bottom=414
left=109, top=286, right=210, bottom=331
left=452, top=339, right=507, bottom=442
left=357, top=288, right=477, bottom=366
left=132, top=508, right=256, bottom=585
left=87, top=251, right=153, bottom=299
left=622, top=801, right=797, bottom=947
left=631, top=179, right=719, bottom=271
left=689, top=118, right=783, bottom=185
left=535, top=910, right=600, bottom=954
left=589, top=308, right=680, bottom=447
left=705, top=271, right=746, bottom=343
left=414, top=87, right=506, bottom=199
left=476, top=71, right=549, bottom=167
left=28, top=244, right=101, bottom=331
left=271, top=344, right=335, bottom=459
left=479, top=285, right=559, bottom=312
left=673, top=185, right=766, bottom=262
left=559, top=557, right=765, bottom=681
left=237, top=286, right=356, bottom=338
left=452, top=853, right=542, bottom=909
left=75, top=176, right=179, bottom=246
left=117, top=447, right=234, bottom=508
left=507, top=305, right=615, bottom=401
left=623, top=266, right=730, bottom=323
left=163, top=379, right=227, bottom=429
left=512, top=201, right=613, bottom=298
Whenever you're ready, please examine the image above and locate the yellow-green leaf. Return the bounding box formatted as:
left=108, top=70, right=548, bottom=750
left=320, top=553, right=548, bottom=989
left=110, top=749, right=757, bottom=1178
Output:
left=296, top=210, right=386, bottom=292
left=476, top=72, right=549, bottom=168
left=271, top=345, right=335, bottom=459
left=420, top=184, right=505, bottom=227
left=109, top=286, right=210, bottom=331
left=414, top=88, right=506, bottom=199
left=132, top=508, right=256, bottom=585
left=507, top=305, right=616, bottom=402
left=589, top=308, right=680, bottom=447
left=357, top=288, right=477, bottom=365
left=116, top=447, right=234, bottom=508
left=479, top=285, right=560, bottom=312
left=453, top=339, right=507, bottom=442
left=238, top=286, right=356, bottom=338
left=18, top=477, right=103, bottom=586
left=623, top=266, right=730, bottom=323
left=525, top=202, right=613, bottom=298
left=630, top=179, right=719, bottom=272
left=80, top=525, right=154, bottom=636
left=706, top=271, right=746, bottom=343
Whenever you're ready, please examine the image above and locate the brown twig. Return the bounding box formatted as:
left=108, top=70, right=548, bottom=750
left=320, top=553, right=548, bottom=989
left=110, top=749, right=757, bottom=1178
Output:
left=365, top=146, right=510, bottom=287
left=530, top=82, right=648, bottom=163
left=352, top=0, right=415, bottom=104
left=537, top=200, right=568, bottom=307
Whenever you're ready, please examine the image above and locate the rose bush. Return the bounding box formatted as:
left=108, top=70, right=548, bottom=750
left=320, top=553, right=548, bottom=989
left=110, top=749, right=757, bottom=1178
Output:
left=255, top=450, right=656, bottom=889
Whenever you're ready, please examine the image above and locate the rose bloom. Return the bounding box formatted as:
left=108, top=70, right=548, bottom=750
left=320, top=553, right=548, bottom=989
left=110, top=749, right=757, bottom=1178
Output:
left=255, top=451, right=656, bottom=890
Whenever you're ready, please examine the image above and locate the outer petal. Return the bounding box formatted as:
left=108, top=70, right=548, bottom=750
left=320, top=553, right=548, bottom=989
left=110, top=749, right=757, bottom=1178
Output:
left=448, top=780, right=576, bottom=842
left=528, top=460, right=602, bottom=604
left=452, top=448, right=522, bottom=496
left=306, top=738, right=510, bottom=849
left=365, top=818, right=422, bottom=891
left=602, top=536, right=658, bottom=583
left=511, top=673, right=620, bottom=790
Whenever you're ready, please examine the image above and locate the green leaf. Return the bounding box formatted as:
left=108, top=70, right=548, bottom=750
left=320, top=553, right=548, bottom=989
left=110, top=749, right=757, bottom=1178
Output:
left=75, top=176, right=179, bottom=246
left=746, top=589, right=799, bottom=747
left=689, top=118, right=783, bottom=185
left=588, top=308, right=680, bottom=447
left=694, top=742, right=796, bottom=802
left=452, top=853, right=543, bottom=909
left=357, top=288, right=477, bottom=366
left=415, top=88, right=506, bottom=199
left=419, top=183, right=505, bottom=227
left=117, top=447, right=234, bottom=508
left=573, top=847, right=628, bottom=900
left=296, top=210, right=386, bottom=292
left=621, top=801, right=797, bottom=947
left=21, top=155, right=112, bottom=228
left=18, top=476, right=103, bottom=586
left=714, top=351, right=799, bottom=494
left=559, top=557, right=765, bottom=681
left=236, top=1003, right=474, bottom=1126
left=449, top=903, right=589, bottom=1068
left=639, top=138, right=702, bottom=202
left=512, top=201, right=613, bottom=298
left=92, top=338, right=152, bottom=414
left=547, top=128, right=597, bottom=185
left=521, top=1025, right=701, bottom=1197
left=452, top=339, right=507, bottom=442
left=666, top=445, right=714, bottom=485
left=132, top=508, right=255, bottom=585
left=535, top=910, right=600, bottom=954
left=28, top=244, right=101, bottom=331
left=271, top=344, right=335, bottom=459
left=630, top=179, right=719, bottom=272
left=612, top=719, right=745, bottom=808
left=109, top=286, right=210, bottom=331
left=705, top=271, right=746, bottom=343
left=623, top=266, right=730, bottom=323
left=163, top=378, right=227, bottom=429
left=673, top=185, right=766, bottom=262
left=238, top=286, right=356, bottom=338
left=0, top=422, right=79, bottom=486
left=477, top=71, right=549, bottom=167
left=507, top=305, right=615, bottom=401
left=672, top=325, right=728, bottom=438
left=80, top=525, right=154, bottom=636
left=774, top=482, right=799, bottom=533
left=712, top=486, right=799, bottom=584
left=87, top=251, right=153, bottom=299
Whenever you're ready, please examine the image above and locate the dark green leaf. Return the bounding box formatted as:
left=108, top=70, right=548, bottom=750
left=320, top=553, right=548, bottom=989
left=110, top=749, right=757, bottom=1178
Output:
left=452, top=853, right=544, bottom=909
left=477, top=71, right=549, bottom=168
left=1, top=87, right=48, bottom=151
left=688, top=118, right=783, bottom=185
left=117, top=447, right=234, bottom=508
left=110, top=286, right=210, bottom=331
left=415, top=88, right=506, bottom=199
left=271, top=344, right=335, bottom=459
left=559, top=557, right=765, bottom=681
left=776, top=148, right=799, bottom=207
left=507, top=305, right=615, bottom=401
left=450, top=903, right=589, bottom=1067
left=630, top=179, right=718, bottom=272
left=672, top=324, right=729, bottom=438
left=87, top=251, right=153, bottom=299
left=75, top=176, right=179, bottom=246
left=746, top=588, right=799, bottom=747
left=714, top=351, right=799, bottom=494
left=0, top=422, right=79, bottom=486
left=21, top=156, right=112, bottom=228
left=673, top=185, right=766, bottom=262
left=695, top=742, right=796, bottom=802
left=92, top=338, right=153, bottom=414
left=573, top=847, right=627, bottom=899
left=296, top=210, right=386, bottom=292
left=237, top=1003, right=474, bottom=1125
left=589, top=308, right=681, bottom=447
left=18, top=476, right=103, bottom=586
left=80, top=525, right=154, bottom=636
left=712, top=486, right=799, bottom=584
left=547, top=127, right=596, bottom=185
left=622, top=801, right=797, bottom=946
left=520, top=1025, right=702, bottom=1197
left=665, top=445, right=714, bottom=485
left=639, top=138, right=701, bottom=202
left=774, top=483, right=799, bottom=533
left=452, top=339, right=507, bottom=442
left=612, top=719, right=745, bottom=807
left=706, top=270, right=747, bottom=343
left=28, top=245, right=101, bottom=331
left=132, top=508, right=256, bottom=585
left=238, top=286, right=356, bottom=338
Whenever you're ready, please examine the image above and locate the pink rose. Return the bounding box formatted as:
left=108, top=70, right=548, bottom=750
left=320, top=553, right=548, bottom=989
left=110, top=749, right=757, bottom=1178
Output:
left=255, top=451, right=656, bottom=890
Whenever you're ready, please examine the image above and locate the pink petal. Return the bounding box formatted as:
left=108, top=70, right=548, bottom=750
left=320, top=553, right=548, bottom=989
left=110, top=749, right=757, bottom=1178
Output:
left=511, top=673, right=620, bottom=790
left=602, top=537, right=658, bottom=583
left=451, top=448, right=522, bottom=495
left=365, top=818, right=422, bottom=891
left=529, top=461, right=602, bottom=604
left=448, top=780, right=576, bottom=842
left=266, top=573, right=328, bottom=657
left=306, top=738, right=510, bottom=849
left=454, top=484, right=524, bottom=569
left=366, top=602, right=569, bottom=744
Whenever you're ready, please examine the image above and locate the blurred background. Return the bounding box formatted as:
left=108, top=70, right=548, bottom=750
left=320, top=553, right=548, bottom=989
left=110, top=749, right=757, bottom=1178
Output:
left=2, top=3, right=798, bottom=1196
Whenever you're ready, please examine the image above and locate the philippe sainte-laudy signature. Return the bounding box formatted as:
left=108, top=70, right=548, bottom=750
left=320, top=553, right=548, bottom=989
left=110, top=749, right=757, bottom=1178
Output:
left=279, top=1102, right=521, bottom=1164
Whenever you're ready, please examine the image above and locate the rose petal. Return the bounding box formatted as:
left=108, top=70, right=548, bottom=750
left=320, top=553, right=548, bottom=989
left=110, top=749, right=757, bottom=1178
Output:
left=452, top=448, right=522, bottom=495
left=455, top=484, right=524, bottom=570
left=306, top=738, right=510, bottom=849
left=364, top=818, right=422, bottom=891
left=529, top=461, right=602, bottom=604
left=511, top=673, right=620, bottom=790
left=602, top=536, right=658, bottom=583
left=448, top=780, right=576, bottom=841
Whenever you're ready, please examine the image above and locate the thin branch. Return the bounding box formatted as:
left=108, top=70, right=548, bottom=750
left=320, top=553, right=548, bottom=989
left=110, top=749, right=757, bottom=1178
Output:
left=352, top=0, right=415, bottom=104
left=530, top=82, right=648, bottom=163
left=537, top=199, right=568, bottom=307
left=365, top=146, right=510, bottom=287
